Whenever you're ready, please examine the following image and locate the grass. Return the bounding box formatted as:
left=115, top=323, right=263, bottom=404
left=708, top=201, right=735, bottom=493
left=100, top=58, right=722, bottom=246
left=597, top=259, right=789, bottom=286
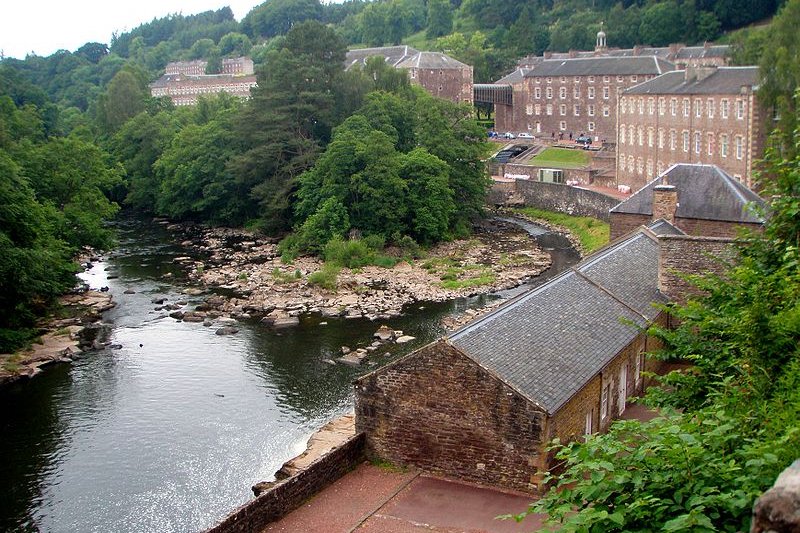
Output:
left=402, top=30, right=436, bottom=51
left=271, top=267, right=301, bottom=284
left=308, top=264, right=340, bottom=291
left=529, top=147, right=591, bottom=169
left=515, top=207, right=610, bottom=254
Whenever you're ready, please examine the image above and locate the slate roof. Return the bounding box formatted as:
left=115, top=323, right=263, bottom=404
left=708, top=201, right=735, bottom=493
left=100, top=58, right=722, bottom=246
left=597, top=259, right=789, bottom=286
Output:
left=523, top=56, right=674, bottom=77
left=624, top=66, right=759, bottom=95
left=495, top=68, right=530, bottom=85
left=449, top=225, right=665, bottom=415
left=344, top=46, right=419, bottom=70
left=610, top=164, right=765, bottom=223
left=149, top=73, right=257, bottom=88
left=674, top=44, right=731, bottom=59
left=396, top=51, right=470, bottom=70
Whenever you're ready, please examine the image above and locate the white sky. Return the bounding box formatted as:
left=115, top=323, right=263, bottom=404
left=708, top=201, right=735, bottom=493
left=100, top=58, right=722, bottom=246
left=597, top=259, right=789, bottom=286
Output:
left=0, top=1, right=267, bottom=60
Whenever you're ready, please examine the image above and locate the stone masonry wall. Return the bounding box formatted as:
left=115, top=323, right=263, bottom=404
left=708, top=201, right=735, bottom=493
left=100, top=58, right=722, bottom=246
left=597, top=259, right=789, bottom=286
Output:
left=205, top=433, right=365, bottom=533
left=355, top=339, right=547, bottom=493
left=674, top=218, right=762, bottom=239
left=610, top=212, right=652, bottom=240
left=658, top=235, right=737, bottom=304
left=508, top=179, right=619, bottom=221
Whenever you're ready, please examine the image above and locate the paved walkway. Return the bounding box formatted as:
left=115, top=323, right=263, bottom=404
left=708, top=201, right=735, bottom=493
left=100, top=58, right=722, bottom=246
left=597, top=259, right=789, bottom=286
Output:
left=263, top=463, right=545, bottom=532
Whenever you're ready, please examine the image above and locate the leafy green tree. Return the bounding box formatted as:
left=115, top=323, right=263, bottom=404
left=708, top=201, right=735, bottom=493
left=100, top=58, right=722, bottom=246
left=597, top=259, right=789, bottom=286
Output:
left=230, top=21, right=347, bottom=233
left=96, top=67, right=150, bottom=134
left=360, top=3, right=389, bottom=47
left=400, top=148, right=454, bottom=243
left=205, top=50, right=222, bottom=74
left=189, top=38, right=216, bottom=60
left=426, top=0, right=453, bottom=39
left=75, top=42, right=109, bottom=64
left=639, top=1, right=684, bottom=47
left=218, top=32, right=253, bottom=57
left=242, top=0, right=323, bottom=39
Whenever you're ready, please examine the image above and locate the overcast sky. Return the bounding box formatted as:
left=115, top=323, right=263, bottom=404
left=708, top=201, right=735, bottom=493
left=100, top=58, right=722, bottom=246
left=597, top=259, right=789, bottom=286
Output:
left=0, top=1, right=268, bottom=60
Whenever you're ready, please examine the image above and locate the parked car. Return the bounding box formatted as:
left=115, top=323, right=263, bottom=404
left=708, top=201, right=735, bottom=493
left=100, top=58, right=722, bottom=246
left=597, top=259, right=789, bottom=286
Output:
left=518, top=132, right=535, bottom=139
left=576, top=135, right=592, bottom=144
left=487, top=130, right=498, bottom=138
left=503, top=132, right=516, bottom=139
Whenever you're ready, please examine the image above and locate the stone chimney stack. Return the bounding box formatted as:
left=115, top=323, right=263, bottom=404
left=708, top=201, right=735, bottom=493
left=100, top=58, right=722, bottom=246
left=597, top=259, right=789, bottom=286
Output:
left=685, top=65, right=717, bottom=82
left=653, top=184, right=678, bottom=223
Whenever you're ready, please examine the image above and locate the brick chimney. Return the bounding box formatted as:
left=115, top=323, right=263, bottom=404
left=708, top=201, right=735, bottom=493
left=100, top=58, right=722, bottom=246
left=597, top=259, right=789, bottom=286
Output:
left=544, top=51, right=553, bottom=60
left=653, top=184, right=678, bottom=223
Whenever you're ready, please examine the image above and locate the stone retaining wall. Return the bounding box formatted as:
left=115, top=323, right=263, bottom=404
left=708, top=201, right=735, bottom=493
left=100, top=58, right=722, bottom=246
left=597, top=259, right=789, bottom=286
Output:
left=205, top=433, right=366, bottom=533
left=490, top=180, right=619, bottom=221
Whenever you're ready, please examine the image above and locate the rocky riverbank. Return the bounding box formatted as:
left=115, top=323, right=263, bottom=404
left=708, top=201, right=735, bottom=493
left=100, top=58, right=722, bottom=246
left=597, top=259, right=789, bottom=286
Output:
left=163, top=218, right=552, bottom=325
left=0, top=288, right=115, bottom=387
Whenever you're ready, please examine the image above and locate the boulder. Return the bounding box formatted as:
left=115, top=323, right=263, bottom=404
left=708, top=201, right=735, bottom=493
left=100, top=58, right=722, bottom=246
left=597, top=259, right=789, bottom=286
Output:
left=373, top=325, right=395, bottom=342
left=273, top=316, right=300, bottom=328
left=215, top=326, right=239, bottom=336
left=395, top=335, right=416, bottom=344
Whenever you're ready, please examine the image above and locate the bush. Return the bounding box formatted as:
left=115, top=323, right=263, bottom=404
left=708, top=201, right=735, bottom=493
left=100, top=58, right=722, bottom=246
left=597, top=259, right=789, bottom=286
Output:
left=323, top=236, right=375, bottom=268
left=308, top=263, right=340, bottom=291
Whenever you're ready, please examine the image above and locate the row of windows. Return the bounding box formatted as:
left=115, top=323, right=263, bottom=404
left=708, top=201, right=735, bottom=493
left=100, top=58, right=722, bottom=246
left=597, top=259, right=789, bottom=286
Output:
left=619, top=125, right=745, bottom=159
left=533, top=86, right=611, bottom=100
left=527, top=103, right=611, bottom=117
left=534, top=74, right=646, bottom=84
left=620, top=96, right=746, bottom=120
left=526, top=122, right=596, bottom=133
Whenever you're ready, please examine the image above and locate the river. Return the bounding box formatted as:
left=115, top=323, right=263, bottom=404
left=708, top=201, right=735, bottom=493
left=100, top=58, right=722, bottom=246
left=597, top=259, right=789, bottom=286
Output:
left=0, top=215, right=578, bottom=533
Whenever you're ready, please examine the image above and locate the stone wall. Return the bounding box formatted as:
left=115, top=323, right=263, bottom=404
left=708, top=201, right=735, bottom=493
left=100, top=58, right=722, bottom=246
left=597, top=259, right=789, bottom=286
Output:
left=493, top=179, right=619, bottom=221
left=658, top=235, right=737, bottom=304
left=751, top=459, right=800, bottom=533
left=674, top=217, right=762, bottom=239
left=610, top=212, right=652, bottom=240
left=355, top=339, right=547, bottom=493
left=502, top=163, right=596, bottom=186
left=205, top=433, right=365, bottom=533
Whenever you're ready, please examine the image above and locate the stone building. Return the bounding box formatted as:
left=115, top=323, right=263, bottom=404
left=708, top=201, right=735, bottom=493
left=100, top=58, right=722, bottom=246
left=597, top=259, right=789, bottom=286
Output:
left=609, top=163, right=765, bottom=240
left=493, top=55, right=674, bottom=141
left=355, top=221, right=679, bottom=494
left=150, top=73, right=257, bottom=106
left=344, top=47, right=473, bottom=104
left=616, top=66, right=766, bottom=190
left=164, top=57, right=255, bottom=76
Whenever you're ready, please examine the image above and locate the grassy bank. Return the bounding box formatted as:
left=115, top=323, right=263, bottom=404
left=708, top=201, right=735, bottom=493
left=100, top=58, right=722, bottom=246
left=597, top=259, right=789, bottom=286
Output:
left=528, top=147, right=591, bottom=168
left=514, top=207, right=610, bottom=254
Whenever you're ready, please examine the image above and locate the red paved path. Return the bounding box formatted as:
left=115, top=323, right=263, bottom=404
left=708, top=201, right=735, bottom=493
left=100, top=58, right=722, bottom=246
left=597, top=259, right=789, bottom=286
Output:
left=264, top=463, right=545, bottom=532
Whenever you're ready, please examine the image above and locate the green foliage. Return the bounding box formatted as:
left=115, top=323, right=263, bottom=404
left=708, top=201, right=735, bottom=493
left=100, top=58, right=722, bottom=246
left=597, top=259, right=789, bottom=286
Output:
left=322, top=235, right=397, bottom=269
left=242, top=0, right=323, bottom=39
left=308, top=263, right=340, bottom=290
left=515, top=207, right=610, bottom=253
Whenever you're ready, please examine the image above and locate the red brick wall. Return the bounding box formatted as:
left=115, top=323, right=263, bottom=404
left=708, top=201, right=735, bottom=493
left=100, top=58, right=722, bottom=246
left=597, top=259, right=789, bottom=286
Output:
left=355, top=339, right=547, bottom=493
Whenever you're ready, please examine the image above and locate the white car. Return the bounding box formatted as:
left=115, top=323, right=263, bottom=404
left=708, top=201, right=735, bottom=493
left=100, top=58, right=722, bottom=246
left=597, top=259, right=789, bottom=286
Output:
left=502, top=132, right=516, bottom=139
left=518, top=132, right=535, bottom=139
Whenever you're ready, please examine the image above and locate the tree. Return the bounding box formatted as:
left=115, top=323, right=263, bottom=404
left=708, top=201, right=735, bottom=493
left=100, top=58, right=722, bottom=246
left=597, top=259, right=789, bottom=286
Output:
left=242, top=0, right=323, bottom=39
left=189, top=38, right=217, bottom=59
left=218, top=32, right=252, bottom=57
left=426, top=0, right=453, bottom=39
left=639, top=1, right=684, bottom=47
left=75, top=42, right=109, bottom=64
left=96, top=67, right=150, bottom=134
left=230, top=21, right=347, bottom=233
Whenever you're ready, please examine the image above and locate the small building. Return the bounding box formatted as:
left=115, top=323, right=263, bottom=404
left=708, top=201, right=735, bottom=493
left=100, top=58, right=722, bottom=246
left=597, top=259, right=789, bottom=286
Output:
left=164, top=57, right=255, bottom=76
left=355, top=221, right=678, bottom=494
left=609, top=163, right=765, bottom=240
left=616, top=66, right=766, bottom=190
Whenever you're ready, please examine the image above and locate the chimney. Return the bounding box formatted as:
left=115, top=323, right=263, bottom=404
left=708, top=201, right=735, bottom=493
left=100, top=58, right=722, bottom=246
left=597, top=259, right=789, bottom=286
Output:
left=653, top=184, right=678, bottom=223
left=633, top=45, right=643, bottom=56
left=544, top=51, right=553, bottom=60
left=569, top=49, right=577, bottom=58
left=684, top=65, right=717, bottom=82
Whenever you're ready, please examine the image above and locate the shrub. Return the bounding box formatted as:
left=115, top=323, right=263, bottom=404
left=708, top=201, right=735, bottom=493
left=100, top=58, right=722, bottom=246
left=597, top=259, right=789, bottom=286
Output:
left=308, top=264, right=340, bottom=291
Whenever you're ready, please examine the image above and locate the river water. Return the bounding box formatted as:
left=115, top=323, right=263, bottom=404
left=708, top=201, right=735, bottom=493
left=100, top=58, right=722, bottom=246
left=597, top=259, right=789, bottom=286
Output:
left=0, top=216, right=578, bottom=533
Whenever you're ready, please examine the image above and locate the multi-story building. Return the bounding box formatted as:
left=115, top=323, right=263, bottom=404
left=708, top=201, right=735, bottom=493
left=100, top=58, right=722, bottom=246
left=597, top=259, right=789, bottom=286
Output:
left=150, top=73, right=257, bottom=106
left=150, top=57, right=257, bottom=106
left=345, top=47, right=474, bottom=104
left=493, top=55, right=673, bottom=142
left=616, top=66, right=766, bottom=190
left=164, top=57, right=255, bottom=76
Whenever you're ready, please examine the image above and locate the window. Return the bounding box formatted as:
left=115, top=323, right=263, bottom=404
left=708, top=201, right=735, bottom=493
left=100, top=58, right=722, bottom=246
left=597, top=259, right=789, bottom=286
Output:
left=588, top=122, right=595, bottom=131
left=631, top=75, right=638, bottom=82
left=546, top=104, right=553, bottom=115
left=629, top=127, right=635, bottom=145
left=537, top=168, right=564, bottom=183
left=648, top=128, right=654, bottom=147
left=560, top=87, right=567, bottom=99
left=620, top=125, right=626, bottom=144
left=735, top=135, right=744, bottom=159
left=588, top=104, right=595, bottom=116
left=657, top=161, right=664, bottom=175
left=534, top=87, right=541, bottom=99
left=618, top=365, right=628, bottom=415
left=638, top=98, right=644, bottom=115
left=737, top=100, right=745, bottom=119
left=694, top=131, right=701, bottom=154
left=526, top=104, right=533, bottom=115
left=683, top=131, right=690, bottom=152
left=617, top=75, right=624, bottom=83
left=546, top=87, right=553, bottom=99
left=560, top=76, right=567, bottom=83
left=658, top=129, right=664, bottom=149
left=707, top=99, right=715, bottom=118
left=574, top=104, right=581, bottom=116
left=670, top=130, right=677, bottom=151
left=648, top=98, right=655, bottom=115
left=627, top=155, right=634, bottom=172
left=721, top=99, right=729, bottom=118
left=574, top=76, right=580, bottom=83
left=601, top=383, right=610, bottom=419
left=670, top=98, right=677, bottom=116
left=646, top=159, right=653, bottom=176
left=695, top=99, right=702, bottom=118
left=588, top=87, right=595, bottom=99
left=683, top=98, right=690, bottom=117
left=638, top=127, right=643, bottom=146
left=560, top=104, right=567, bottom=115
left=588, top=75, right=595, bottom=83
left=603, top=86, right=610, bottom=99
left=534, top=77, right=541, bottom=84
left=573, top=86, right=581, bottom=99
left=559, top=121, right=567, bottom=131
left=658, top=97, right=666, bottom=115
left=707, top=133, right=715, bottom=155
left=585, top=410, right=593, bottom=437
left=546, top=77, right=552, bottom=84
left=635, top=350, right=644, bottom=387
left=637, top=157, right=643, bottom=174
left=721, top=134, right=729, bottom=157
left=603, top=105, right=610, bottom=117
left=534, top=104, right=541, bottom=115
left=603, top=75, right=610, bottom=83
